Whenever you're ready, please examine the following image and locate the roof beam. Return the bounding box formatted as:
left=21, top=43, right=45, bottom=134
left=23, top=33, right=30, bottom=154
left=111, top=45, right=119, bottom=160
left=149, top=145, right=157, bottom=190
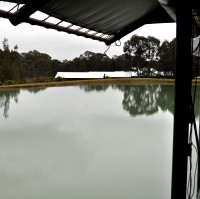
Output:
left=0, top=9, right=111, bottom=43
left=9, top=0, right=50, bottom=26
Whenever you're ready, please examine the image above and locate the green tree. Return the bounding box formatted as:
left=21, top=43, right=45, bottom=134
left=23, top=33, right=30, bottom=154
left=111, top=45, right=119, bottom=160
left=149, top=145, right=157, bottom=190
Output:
left=22, top=50, right=52, bottom=78
left=2, top=38, right=9, bottom=51
left=123, top=35, right=147, bottom=66
left=158, top=38, right=176, bottom=77
left=123, top=34, right=160, bottom=76
left=111, top=54, right=131, bottom=71
left=79, top=51, right=111, bottom=71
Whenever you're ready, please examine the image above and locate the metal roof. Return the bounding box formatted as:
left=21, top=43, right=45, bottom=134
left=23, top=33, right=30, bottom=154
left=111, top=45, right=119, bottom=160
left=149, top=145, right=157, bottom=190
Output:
left=0, top=0, right=177, bottom=45
left=55, top=71, right=133, bottom=78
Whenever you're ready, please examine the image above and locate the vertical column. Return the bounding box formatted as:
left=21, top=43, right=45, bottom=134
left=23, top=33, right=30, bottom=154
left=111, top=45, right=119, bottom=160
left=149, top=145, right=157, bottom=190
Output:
left=171, top=2, right=192, bottom=199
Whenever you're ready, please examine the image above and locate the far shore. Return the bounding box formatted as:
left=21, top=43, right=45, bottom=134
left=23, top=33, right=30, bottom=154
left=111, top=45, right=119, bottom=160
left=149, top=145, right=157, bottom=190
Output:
left=0, top=77, right=199, bottom=91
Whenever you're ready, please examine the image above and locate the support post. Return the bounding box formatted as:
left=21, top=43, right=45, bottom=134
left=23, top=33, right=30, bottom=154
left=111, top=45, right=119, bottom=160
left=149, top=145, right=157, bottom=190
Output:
left=171, top=2, right=192, bottom=199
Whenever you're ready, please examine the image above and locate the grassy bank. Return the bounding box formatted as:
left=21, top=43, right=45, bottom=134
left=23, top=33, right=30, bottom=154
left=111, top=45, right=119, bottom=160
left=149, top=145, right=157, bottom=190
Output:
left=1, top=77, right=200, bottom=91
left=0, top=78, right=177, bottom=90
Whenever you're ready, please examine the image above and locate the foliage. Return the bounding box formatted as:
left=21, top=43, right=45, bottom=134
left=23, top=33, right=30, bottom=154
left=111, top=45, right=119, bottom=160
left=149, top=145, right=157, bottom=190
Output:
left=3, top=80, right=18, bottom=85
left=2, top=38, right=9, bottom=51
left=157, top=38, right=176, bottom=77
left=56, top=76, right=65, bottom=82
left=0, top=36, right=179, bottom=84
left=123, top=34, right=161, bottom=77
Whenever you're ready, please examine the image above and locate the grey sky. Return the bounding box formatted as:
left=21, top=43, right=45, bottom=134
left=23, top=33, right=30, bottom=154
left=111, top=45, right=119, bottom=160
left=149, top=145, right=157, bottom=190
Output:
left=0, top=17, right=176, bottom=61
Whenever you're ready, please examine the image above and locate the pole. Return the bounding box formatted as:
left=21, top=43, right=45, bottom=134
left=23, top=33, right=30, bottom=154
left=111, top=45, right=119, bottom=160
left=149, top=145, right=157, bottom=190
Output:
left=171, top=1, right=192, bottom=199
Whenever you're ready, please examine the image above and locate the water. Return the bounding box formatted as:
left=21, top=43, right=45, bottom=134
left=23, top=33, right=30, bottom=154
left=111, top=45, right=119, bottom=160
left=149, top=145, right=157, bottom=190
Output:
left=0, top=84, right=198, bottom=199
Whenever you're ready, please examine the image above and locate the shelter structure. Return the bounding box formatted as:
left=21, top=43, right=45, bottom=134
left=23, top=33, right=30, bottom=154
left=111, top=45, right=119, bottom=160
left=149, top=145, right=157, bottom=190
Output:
left=55, top=71, right=134, bottom=79
left=0, top=1, right=200, bottom=199
left=0, top=0, right=175, bottom=45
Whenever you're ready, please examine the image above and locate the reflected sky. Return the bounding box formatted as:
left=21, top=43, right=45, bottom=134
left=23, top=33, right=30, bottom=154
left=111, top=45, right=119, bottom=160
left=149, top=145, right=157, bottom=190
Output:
left=0, top=85, right=175, bottom=199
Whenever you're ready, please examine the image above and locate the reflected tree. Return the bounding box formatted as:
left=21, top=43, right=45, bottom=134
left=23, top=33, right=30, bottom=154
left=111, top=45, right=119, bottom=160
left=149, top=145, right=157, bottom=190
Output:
left=81, top=84, right=176, bottom=117
left=0, top=88, right=46, bottom=118
left=120, top=84, right=175, bottom=116
left=118, top=85, right=161, bottom=116
left=0, top=89, right=20, bottom=118
left=80, top=85, right=110, bottom=92
left=157, top=85, right=175, bottom=114
left=3, top=84, right=200, bottom=119
left=23, top=87, right=47, bottom=94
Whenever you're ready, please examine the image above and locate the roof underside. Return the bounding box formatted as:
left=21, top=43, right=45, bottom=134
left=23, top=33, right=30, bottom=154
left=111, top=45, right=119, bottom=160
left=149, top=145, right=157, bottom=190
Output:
left=0, top=0, right=199, bottom=45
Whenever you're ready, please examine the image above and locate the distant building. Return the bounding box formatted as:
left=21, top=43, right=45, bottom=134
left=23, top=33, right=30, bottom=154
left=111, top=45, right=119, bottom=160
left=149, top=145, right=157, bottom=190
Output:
left=55, top=71, right=136, bottom=79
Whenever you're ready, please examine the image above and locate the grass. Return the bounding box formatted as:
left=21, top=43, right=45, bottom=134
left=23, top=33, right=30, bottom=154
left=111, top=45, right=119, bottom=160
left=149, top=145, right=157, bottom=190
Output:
left=0, top=78, right=177, bottom=90
left=1, top=77, right=200, bottom=91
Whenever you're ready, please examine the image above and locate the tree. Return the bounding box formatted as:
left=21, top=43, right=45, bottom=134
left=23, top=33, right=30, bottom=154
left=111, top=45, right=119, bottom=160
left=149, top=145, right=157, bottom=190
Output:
left=158, top=38, right=176, bottom=77
left=78, top=51, right=111, bottom=71
left=22, top=50, right=52, bottom=77
left=123, top=34, right=160, bottom=76
left=111, top=54, right=131, bottom=71
left=2, top=38, right=9, bottom=51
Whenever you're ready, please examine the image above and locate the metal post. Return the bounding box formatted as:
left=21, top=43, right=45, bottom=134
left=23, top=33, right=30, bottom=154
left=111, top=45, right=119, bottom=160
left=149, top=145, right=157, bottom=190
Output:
left=171, top=2, right=192, bottom=199
left=198, top=115, right=200, bottom=198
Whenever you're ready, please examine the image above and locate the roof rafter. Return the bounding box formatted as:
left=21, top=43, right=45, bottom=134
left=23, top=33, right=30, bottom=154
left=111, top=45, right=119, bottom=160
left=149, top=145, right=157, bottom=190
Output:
left=9, top=0, right=50, bottom=25
left=0, top=8, right=113, bottom=43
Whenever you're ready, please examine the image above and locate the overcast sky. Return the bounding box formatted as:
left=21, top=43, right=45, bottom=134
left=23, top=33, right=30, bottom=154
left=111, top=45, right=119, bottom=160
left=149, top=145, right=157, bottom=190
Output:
left=0, top=17, right=176, bottom=61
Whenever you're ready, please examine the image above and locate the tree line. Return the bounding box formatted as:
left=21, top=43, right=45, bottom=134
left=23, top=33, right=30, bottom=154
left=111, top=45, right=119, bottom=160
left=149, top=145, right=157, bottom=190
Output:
left=0, top=34, right=198, bottom=84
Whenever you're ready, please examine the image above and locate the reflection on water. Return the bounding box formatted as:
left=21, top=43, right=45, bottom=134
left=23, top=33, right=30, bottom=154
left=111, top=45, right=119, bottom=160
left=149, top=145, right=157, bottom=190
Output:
left=2, top=84, right=200, bottom=119
left=80, top=84, right=110, bottom=92
left=0, top=89, right=20, bottom=118
left=0, top=88, right=46, bottom=118
left=81, top=84, right=200, bottom=117
left=81, top=84, right=175, bottom=116
left=0, top=84, right=198, bottom=199
left=118, top=85, right=174, bottom=116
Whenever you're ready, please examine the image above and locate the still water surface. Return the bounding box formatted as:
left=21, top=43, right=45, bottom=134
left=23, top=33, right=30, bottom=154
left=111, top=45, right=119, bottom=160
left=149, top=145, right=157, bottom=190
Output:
left=0, top=84, right=198, bottom=199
